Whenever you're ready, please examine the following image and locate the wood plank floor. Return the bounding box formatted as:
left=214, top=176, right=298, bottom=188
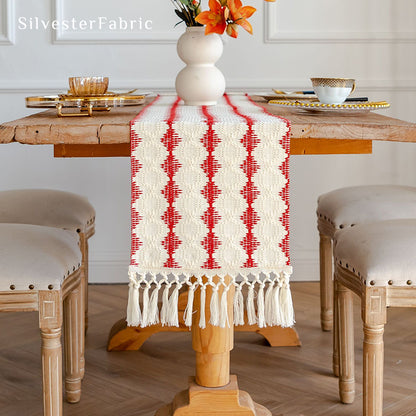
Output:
left=1, top=282, right=416, bottom=416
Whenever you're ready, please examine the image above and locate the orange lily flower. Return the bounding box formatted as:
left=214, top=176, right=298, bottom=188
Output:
left=226, top=22, right=239, bottom=38
left=195, top=0, right=227, bottom=35
left=228, top=0, right=256, bottom=35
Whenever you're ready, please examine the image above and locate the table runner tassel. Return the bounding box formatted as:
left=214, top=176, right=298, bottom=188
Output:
left=247, top=284, right=257, bottom=325
left=219, top=287, right=229, bottom=328
left=141, top=285, right=150, bottom=327
left=127, top=278, right=141, bottom=327
left=272, top=284, right=281, bottom=326
left=264, top=281, right=274, bottom=326
left=148, top=285, right=160, bottom=325
left=257, top=283, right=265, bottom=328
left=233, top=285, right=245, bottom=326
left=279, top=273, right=295, bottom=327
left=199, top=285, right=206, bottom=329
left=160, top=284, right=170, bottom=326
left=209, top=286, right=220, bottom=326
left=167, top=283, right=180, bottom=327
left=184, top=284, right=195, bottom=327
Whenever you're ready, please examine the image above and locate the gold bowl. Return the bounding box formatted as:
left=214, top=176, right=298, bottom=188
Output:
left=68, top=76, right=109, bottom=96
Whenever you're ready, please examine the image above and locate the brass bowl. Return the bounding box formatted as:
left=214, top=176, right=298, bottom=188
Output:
left=68, top=76, right=109, bottom=96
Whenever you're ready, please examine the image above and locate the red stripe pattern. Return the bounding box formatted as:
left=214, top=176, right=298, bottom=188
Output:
left=245, top=94, right=291, bottom=266
left=200, top=106, right=221, bottom=269
left=223, top=94, right=260, bottom=268
left=161, top=98, right=182, bottom=268
left=130, top=95, right=161, bottom=266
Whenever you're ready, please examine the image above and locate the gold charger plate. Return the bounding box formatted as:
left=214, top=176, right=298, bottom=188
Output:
left=26, top=93, right=147, bottom=117
left=268, top=99, right=390, bottom=113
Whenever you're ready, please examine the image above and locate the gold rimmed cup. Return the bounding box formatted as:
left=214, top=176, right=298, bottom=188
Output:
left=311, top=77, right=356, bottom=105
left=68, top=76, right=109, bottom=96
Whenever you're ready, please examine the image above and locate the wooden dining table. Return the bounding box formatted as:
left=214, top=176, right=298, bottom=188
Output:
left=1, top=95, right=416, bottom=415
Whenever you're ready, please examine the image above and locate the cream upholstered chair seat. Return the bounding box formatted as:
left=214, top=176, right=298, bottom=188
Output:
left=0, top=224, right=84, bottom=416
left=334, top=220, right=416, bottom=287
left=0, top=224, right=81, bottom=291
left=0, top=189, right=95, bottom=236
left=317, top=185, right=416, bottom=331
left=333, top=219, right=416, bottom=416
left=0, top=189, right=95, bottom=328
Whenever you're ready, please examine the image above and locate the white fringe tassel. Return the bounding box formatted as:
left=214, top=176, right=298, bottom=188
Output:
left=127, top=274, right=141, bottom=326
left=160, top=283, right=170, bottom=326
left=219, top=287, right=230, bottom=328
left=209, top=286, right=220, bottom=326
left=141, top=285, right=150, bottom=327
left=246, top=284, right=257, bottom=325
left=126, top=269, right=295, bottom=329
left=257, top=283, right=265, bottom=328
left=167, top=283, right=180, bottom=327
left=148, top=285, right=160, bottom=325
left=183, top=283, right=195, bottom=327
left=233, top=285, right=245, bottom=326
left=199, top=285, right=206, bottom=329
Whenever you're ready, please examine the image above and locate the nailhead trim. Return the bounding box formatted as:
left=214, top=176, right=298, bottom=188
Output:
left=29, top=284, right=34, bottom=290
left=407, top=280, right=412, bottom=285
left=48, top=284, right=54, bottom=290
left=370, top=280, right=375, bottom=286
left=388, top=280, right=393, bottom=285
left=10, top=285, right=15, bottom=290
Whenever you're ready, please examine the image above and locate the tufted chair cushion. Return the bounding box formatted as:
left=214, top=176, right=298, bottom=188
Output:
left=334, top=219, right=416, bottom=287
left=0, top=189, right=95, bottom=233
left=0, top=224, right=82, bottom=291
left=317, top=185, right=416, bottom=238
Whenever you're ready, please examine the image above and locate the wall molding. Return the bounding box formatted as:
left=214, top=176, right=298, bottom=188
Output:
left=89, top=250, right=128, bottom=284
left=264, top=3, right=416, bottom=44
left=291, top=249, right=319, bottom=282
left=0, top=0, right=15, bottom=45
left=1, top=78, right=416, bottom=94
left=52, top=0, right=179, bottom=44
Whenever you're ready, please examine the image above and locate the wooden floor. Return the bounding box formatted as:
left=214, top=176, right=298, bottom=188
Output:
left=1, top=282, right=416, bottom=416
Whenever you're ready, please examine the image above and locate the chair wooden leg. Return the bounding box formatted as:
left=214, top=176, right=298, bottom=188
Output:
left=333, top=279, right=339, bottom=377
left=336, top=281, right=355, bottom=404
left=64, top=282, right=82, bottom=403
left=362, top=287, right=386, bottom=416
left=319, top=233, right=333, bottom=331
left=80, top=233, right=89, bottom=333
left=39, top=291, right=63, bottom=416
left=79, top=233, right=88, bottom=379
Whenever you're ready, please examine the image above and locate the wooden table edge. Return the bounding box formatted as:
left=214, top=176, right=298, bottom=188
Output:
left=53, top=138, right=373, bottom=158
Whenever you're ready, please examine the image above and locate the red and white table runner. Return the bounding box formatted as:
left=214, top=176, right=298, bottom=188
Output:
left=127, top=94, right=294, bottom=329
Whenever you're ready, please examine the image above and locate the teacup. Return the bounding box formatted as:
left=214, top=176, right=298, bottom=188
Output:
left=68, top=76, right=109, bottom=96
left=311, top=78, right=356, bottom=105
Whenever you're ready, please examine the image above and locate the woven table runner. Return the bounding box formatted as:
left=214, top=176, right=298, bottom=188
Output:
left=127, top=94, right=293, bottom=329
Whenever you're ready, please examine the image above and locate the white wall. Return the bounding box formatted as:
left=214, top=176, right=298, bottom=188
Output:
left=0, top=0, right=415, bottom=283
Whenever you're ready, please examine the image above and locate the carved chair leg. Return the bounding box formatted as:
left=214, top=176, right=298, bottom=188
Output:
left=336, top=281, right=355, bottom=404
left=363, top=323, right=384, bottom=416
left=320, top=233, right=333, bottom=331
left=333, top=279, right=339, bottom=377
left=79, top=233, right=88, bottom=379
left=362, top=287, right=386, bottom=416
left=64, top=282, right=83, bottom=403
left=80, top=233, right=89, bottom=333
left=40, top=328, right=63, bottom=416
left=39, top=291, right=63, bottom=416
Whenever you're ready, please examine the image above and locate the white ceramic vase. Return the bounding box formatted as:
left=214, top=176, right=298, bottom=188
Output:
left=175, top=26, right=226, bottom=106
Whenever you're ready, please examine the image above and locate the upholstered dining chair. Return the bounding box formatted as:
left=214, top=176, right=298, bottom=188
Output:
left=333, top=219, right=416, bottom=416
left=0, top=189, right=95, bottom=331
left=317, top=185, right=416, bottom=332
left=0, top=223, right=84, bottom=416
